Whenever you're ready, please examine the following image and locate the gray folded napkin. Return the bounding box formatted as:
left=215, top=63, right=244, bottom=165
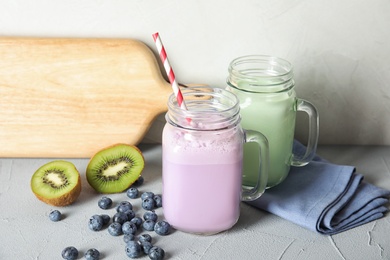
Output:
left=247, top=141, right=390, bottom=235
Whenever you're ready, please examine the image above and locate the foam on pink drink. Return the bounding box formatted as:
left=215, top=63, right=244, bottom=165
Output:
left=162, top=121, right=243, bottom=234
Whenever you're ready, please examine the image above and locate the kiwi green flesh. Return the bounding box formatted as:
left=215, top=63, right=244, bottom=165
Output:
left=31, top=160, right=79, bottom=199
left=86, top=144, right=144, bottom=193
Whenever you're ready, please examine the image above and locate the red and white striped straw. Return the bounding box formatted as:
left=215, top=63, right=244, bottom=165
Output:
left=152, top=32, right=188, bottom=110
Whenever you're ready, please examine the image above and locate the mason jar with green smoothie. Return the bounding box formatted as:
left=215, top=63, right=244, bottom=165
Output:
left=226, top=55, right=319, bottom=188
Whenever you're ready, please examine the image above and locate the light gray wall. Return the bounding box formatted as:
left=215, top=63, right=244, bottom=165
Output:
left=1, top=0, right=389, bottom=145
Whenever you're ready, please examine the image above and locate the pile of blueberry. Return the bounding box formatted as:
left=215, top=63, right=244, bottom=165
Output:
left=52, top=176, right=170, bottom=260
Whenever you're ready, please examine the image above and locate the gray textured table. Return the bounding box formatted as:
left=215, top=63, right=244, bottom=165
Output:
left=1, top=145, right=389, bottom=259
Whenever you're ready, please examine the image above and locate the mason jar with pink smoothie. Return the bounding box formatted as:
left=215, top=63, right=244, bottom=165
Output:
left=226, top=55, right=319, bottom=188
left=162, top=87, right=269, bottom=234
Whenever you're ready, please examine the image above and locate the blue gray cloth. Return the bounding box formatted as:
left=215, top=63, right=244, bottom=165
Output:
left=247, top=141, right=390, bottom=235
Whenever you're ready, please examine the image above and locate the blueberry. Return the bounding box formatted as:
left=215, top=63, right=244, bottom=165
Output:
left=141, top=241, right=153, bottom=255
left=116, top=201, right=133, bottom=212
left=153, top=195, right=163, bottom=208
left=141, top=191, right=155, bottom=200
left=142, top=220, right=156, bottom=231
left=84, top=248, right=100, bottom=260
left=100, top=214, right=111, bottom=225
left=126, top=187, right=139, bottom=199
left=125, top=241, right=142, bottom=258
left=130, top=217, right=143, bottom=228
left=61, top=246, right=78, bottom=260
left=143, top=211, right=158, bottom=222
left=138, top=233, right=152, bottom=244
left=142, top=198, right=155, bottom=210
left=132, top=176, right=144, bottom=186
left=88, top=215, right=104, bottom=231
left=154, top=221, right=171, bottom=236
left=108, top=222, right=123, bottom=236
left=148, top=246, right=165, bottom=260
left=98, top=196, right=112, bottom=209
left=123, top=234, right=136, bottom=243
left=113, top=212, right=128, bottom=224
left=49, top=210, right=61, bottom=222
left=122, top=221, right=138, bottom=235
left=124, top=209, right=136, bottom=221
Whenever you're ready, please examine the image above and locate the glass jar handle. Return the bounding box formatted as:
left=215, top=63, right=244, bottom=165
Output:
left=291, top=98, right=319, bottom=166
left=242, top=130, right=269, bottom=201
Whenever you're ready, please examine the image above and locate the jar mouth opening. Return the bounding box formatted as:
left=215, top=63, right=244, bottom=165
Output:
left=228, top=55, right=294, bottom=92
left=166, top=86, right=241, bottom=130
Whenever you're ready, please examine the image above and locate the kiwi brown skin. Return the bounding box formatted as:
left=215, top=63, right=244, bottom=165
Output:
left=86, top=143, right=145, bottom=194
left=31, top=160, right=82, bottom=207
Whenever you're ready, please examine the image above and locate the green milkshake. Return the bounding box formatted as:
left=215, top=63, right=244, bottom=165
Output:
left=226, top=55, right=319, bottom=188
left=228, top=84, right=296, bottom=187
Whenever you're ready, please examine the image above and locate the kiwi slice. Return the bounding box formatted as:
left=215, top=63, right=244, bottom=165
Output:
left=31, top=160, right=81, bottom=206
left=86, top=144, right=145, bottom=194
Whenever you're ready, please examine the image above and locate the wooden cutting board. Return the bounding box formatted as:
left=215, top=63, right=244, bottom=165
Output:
left=0, top=37, right=183, bottom=158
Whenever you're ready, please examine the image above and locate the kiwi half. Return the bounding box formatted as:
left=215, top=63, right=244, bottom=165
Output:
left=31, top=160, right=81, bottom=206
left=86, top=144, right=145, bottom=194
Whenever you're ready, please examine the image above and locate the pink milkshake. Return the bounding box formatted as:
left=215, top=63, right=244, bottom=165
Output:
left=163, top=123, right=243, bottom=234
left=162, top=87, right=269, bottom=235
